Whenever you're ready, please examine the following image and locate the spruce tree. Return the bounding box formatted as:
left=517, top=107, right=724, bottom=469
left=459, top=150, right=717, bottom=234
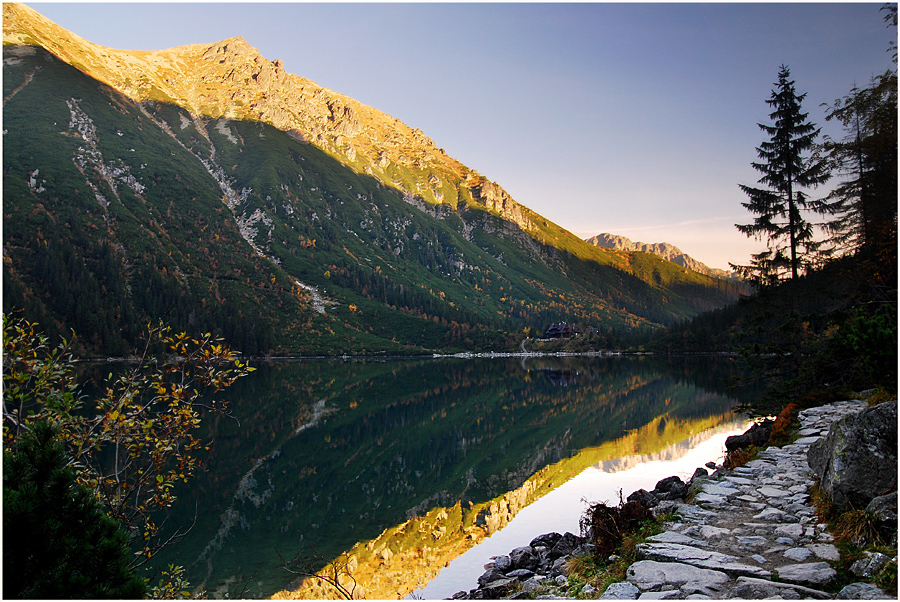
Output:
left=734, top=65, right=831, bottom=286
left=3, top=421, right=147, bottom=599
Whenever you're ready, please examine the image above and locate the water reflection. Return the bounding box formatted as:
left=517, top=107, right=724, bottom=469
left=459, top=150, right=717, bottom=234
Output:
left=145, top=356, right=752, bottom=599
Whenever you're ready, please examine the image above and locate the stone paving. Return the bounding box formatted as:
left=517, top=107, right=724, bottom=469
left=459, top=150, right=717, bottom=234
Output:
left=602, top=400, right=883, bottom=600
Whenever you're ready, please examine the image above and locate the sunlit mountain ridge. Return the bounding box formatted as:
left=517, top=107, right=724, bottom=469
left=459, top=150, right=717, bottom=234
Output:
left=3, top=3, right=743, bottom=355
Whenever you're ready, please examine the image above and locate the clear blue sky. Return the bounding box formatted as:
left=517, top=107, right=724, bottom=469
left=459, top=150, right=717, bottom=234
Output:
left=28, top=2, right=896, bottom=270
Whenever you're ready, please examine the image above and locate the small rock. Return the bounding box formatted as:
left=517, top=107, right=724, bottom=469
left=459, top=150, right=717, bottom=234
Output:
left=493, top=555, right=512, bottom=572
left=690, top=467, right=709, bottom=481
left=506, top=568, right=535, bottom=580
left=849, top=552, right=890, bottom=577
left=783, top=547, right=814, bottom=562
left=554, top=574, right=568, bottom=585
left=775, top=523, right=804, bottom=538
left=582, top=583, right=597, bottom=595
left=836, top=582, right=890, bottom=599
left=521, top=576, right=547, bottom=594
left=753, top=507, right=786, bottom=520
left=600, top=581, right=640, bottom=599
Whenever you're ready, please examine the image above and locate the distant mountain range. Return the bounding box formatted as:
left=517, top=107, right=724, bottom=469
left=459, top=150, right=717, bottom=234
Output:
left=585, top=233, right=737, bottom=279
left=2, top=3, right=744, bottom=356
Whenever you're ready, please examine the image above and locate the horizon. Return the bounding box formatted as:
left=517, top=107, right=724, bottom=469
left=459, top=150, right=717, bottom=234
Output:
left=24, top=2, right=897, bottom=271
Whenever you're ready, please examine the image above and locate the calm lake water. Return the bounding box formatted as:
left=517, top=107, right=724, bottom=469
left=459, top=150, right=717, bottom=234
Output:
left=143, top=355, right=755, bottom=599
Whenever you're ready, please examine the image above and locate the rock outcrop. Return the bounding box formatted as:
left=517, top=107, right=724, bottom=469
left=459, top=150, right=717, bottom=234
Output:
left=808, top=400, right=897, bottom=510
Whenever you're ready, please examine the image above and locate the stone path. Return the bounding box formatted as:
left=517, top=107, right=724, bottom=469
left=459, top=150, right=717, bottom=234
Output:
left=606, top=401, right=878, bottom=600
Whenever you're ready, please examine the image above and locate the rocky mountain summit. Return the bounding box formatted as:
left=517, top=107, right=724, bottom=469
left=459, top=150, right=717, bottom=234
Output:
left=455, top=399, right=897, bottom=600
left=585, top=234, right=735, bottom=279
left=2, top=3, right=537, bottom=235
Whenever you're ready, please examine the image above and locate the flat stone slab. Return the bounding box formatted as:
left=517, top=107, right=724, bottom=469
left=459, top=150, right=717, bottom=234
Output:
left=700, top=484, right=739, bottom=496
left=626, top=560, right=729, bottom=591
left=635, top=543, right=771, bottom=578
left=648, top=531, right=698, bottom=545
left=693, top=493, right=726, bottom=505
left=757, top=486, right=790, bottom=497
left=806, top=543, right=840, bottom=561
left=753, top=507, right=787, bottom=520
left=736, top=536, right=769, bottom=548
left=775, top=562, right=837, bottom=587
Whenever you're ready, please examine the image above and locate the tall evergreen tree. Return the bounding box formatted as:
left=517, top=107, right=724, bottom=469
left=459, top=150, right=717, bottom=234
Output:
left=821, top=6, right=897, bottom=291
left=734, top=65, right=831, bottom=286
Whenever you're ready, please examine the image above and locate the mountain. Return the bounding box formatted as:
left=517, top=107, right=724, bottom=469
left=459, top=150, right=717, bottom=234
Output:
left=2, top=3, right=744, bottom=356
left=585, top=233, right=736, bottom=279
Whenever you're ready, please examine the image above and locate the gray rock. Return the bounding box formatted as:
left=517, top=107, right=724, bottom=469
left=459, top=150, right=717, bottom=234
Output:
left=808, top=400, right=897, bottom=510
left=637, top=591, right=680, bottom=600
left=635, top=543, right=770, bottom=577
left=806, top=543, right=840, bottom=561
left=849, top=551, right=890, bottom=577
left=582, top=584, right=597, bottom=595
left=510, top=545, right=538, bottom=570
left=690, top=467, right=709, bottom=482
left=649, top=531, right=696, bottom=545
left=837, top=582, right=890, bottom=599
left=492, top=554, right=512, bottom=572
left=865, top=490, right=898, bottom=523
left=477, top=568, right=506, bottom=587
left=572, top=543, right=596, bottom=558
left=698, top=525, right=730, bottom=539
left=626, top=560, right=729, bottom=590
left=753, top=507, right=787, bottom=520
left=736, top=536, right=769, bottom=548
left=726, top=582, right=802, bottom=599
left=521, top=576, right=547, bottom=594
left=775, top=523, right=805, bottom=538
left=627, top=488, right=659, bottom=508
left=784, top=547, right=814, bottom=561
left=725, top=420, right=772, bottom=451
left=600, top=581, right=641, bottom=599
left=480, top=577, right=517, bottom=598
left=506, top=568, right=535, bottom=580
left=731, top=576, right=832, bottom=599
left=775, top=562, right=837, bottom=587
left=530, top=532, right=563, bottom=549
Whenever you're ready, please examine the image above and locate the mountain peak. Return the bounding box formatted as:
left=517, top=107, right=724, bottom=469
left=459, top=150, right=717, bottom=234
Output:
left=585, top=233, right=736, bottom=279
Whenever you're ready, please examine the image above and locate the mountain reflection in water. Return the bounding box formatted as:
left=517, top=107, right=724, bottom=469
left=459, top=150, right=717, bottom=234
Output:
left=143, top=355, right=754, bottom=599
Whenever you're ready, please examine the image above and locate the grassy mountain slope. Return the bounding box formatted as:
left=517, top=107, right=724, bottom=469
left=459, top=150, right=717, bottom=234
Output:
left=3, top=4, right=743, bottom=355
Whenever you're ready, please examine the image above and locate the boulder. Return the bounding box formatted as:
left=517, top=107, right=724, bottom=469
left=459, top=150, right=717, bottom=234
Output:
left=529, top=532, right=562, bottom=549
left=725, top=419, right=773, bottom=452
left=477, top=567, right=506, bottom=587
left=808, top=400, right=897, bottom=509
left=865, top=490, right=898, bottom=523
left=626, top=488, right=659, bottom=508
left=509, top=546, right=538, bottom=571
left=547, top=532, right=582, bottom=560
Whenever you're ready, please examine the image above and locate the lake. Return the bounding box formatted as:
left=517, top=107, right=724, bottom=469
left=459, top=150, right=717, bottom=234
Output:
left=145, top=355, right=755, bottom=599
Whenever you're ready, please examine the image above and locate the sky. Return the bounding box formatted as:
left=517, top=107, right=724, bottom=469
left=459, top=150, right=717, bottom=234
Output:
left=26, top=2, right=897, bottom=270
